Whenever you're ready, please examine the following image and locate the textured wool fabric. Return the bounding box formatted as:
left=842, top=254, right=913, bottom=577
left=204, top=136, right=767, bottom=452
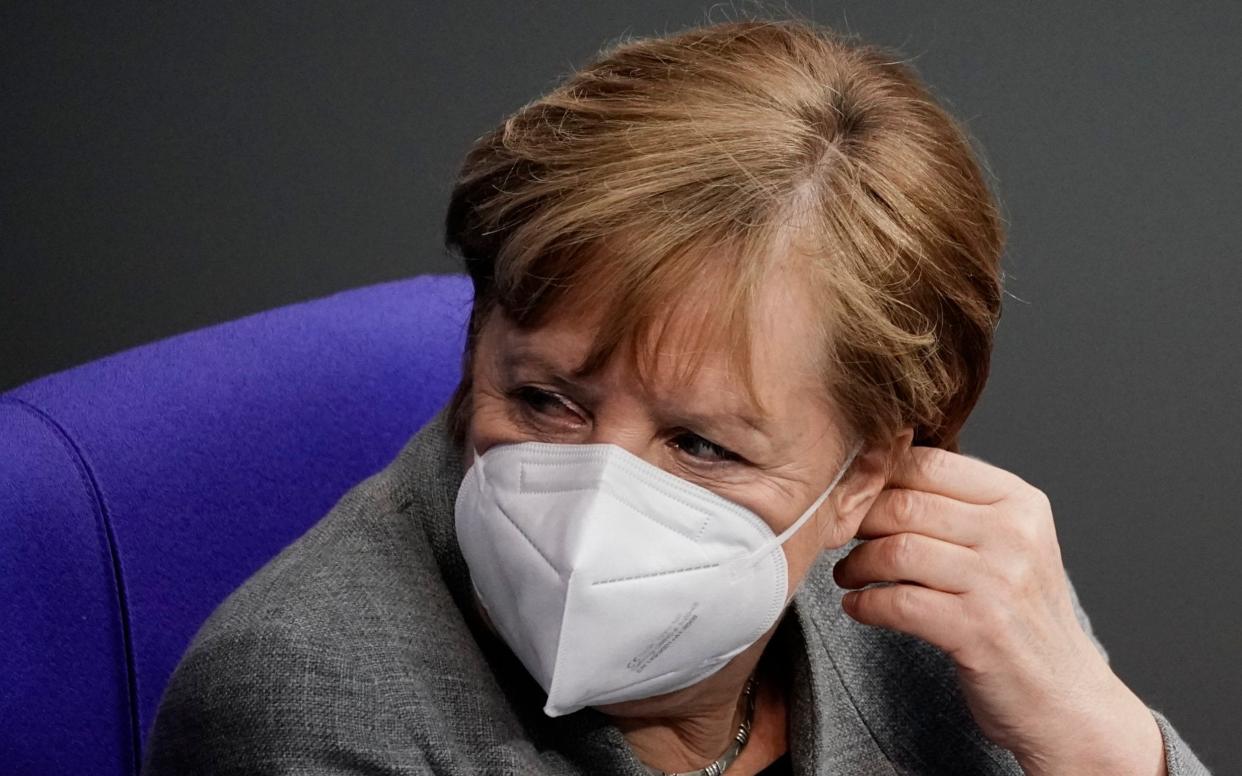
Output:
left=143, top=409, right=1211, bottom=775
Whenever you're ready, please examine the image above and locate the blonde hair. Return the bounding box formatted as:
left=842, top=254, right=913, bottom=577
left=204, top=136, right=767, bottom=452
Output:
left=443, top=14, right=1006, bottom=453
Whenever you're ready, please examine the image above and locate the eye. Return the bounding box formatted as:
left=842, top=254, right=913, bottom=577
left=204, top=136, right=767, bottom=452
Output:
left=509, top=386, right=584, bottom=425
left=670, top=431, right=742, bottom=464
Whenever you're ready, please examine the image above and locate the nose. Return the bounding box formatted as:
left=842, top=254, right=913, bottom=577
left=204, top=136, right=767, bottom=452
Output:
left=582, top=411, right=668, bottom=472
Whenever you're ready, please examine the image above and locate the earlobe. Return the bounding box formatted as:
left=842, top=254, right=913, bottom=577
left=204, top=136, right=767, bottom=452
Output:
left=822, top=427, right=914, bottom=549
left=820, top=479, right=877, bottom=550
left=824, top=489, right=877, bottom=549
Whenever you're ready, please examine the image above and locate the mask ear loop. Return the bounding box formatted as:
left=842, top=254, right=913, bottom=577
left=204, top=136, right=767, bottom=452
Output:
left=769, top=437, right=864, bottom=548
left=468, top=446, right=487, bottom=491
left=723, top=438, right=864, bottom=581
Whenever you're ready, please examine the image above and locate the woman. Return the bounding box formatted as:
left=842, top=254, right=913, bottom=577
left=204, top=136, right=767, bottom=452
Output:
left=144, top=16, right=1209, bottom=775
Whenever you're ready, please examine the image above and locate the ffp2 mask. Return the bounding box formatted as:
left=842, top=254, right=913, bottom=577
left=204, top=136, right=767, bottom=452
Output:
left=454, top=438, right=862, bottom=716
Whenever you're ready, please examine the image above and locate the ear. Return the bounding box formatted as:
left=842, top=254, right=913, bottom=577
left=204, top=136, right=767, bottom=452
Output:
left=820, top=426, right=914, bottom=549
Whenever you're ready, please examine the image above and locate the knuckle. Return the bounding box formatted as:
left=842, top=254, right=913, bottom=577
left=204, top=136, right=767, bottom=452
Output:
left=976, top=600, right=1011, bottom=642
left=891, top=489, right=918, bottom=529
left=886, top=533, right=915, bottom=567
left=1031, top=487, right=1052, bottom=510
left=1018, top=484, right=1052, bottom=514
left=913, top=447, right=950, bottom=479
left=891, top=586, right=920, bottom=618
left=1008, top=555, right=1036, bottom=591
left=1012, top=513, right=1043, bottom=548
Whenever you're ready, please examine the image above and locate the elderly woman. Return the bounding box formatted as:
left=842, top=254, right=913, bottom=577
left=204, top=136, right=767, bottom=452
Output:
left=144, top=17, right=1209, bottom=776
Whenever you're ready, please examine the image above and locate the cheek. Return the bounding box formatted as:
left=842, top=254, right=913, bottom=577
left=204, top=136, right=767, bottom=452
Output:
left=720, top=474, right=824, bottom=583
left=464, top=365, right=518, bottom=455
left=725, top=478, right=831, bottom=594
left=466, top=401, right=511, bottom=456
left=778, top=514, right=831, bottom=596
left=469, top=415, right=532, bottom=462
left=467, top=363, right=558, bottom=456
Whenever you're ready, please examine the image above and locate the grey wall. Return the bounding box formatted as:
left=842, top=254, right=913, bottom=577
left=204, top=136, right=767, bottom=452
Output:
left=3, top=1, right=1236, bottom=767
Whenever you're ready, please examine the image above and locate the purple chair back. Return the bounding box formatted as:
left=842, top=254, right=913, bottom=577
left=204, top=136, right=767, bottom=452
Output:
left=0, top=274, right=472, bottom=775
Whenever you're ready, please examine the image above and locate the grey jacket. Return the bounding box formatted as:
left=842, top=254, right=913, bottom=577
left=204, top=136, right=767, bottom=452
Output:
left=143, top=409, right=1211, bottom=774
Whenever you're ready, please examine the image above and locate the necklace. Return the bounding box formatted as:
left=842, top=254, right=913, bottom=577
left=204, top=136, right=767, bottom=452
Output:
left=642, top=675, right=759, bottom=776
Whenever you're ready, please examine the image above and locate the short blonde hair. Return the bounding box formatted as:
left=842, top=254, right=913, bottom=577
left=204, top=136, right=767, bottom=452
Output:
left=443, top=15, right=1005, bottom=453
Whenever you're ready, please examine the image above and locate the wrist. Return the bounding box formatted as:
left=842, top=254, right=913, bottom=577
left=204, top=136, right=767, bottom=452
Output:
left=1015, top=673, right=1167, bottom=776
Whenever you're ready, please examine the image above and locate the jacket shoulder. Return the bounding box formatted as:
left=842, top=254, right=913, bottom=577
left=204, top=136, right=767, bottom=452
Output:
left=143, top=424, right=489, bottom=771
left=142, top=616, right=416, bottom=774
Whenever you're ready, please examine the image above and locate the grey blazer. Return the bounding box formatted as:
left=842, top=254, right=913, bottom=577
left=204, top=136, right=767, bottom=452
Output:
left=143, top=409, right=1211, bottom=774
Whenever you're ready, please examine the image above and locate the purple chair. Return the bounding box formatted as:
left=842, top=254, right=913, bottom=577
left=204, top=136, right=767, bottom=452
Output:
left=0, top=274, right=473, bottom=775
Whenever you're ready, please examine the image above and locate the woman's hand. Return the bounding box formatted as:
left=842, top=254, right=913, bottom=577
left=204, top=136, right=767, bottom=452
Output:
left=831, top=447, right=1168, bottom=776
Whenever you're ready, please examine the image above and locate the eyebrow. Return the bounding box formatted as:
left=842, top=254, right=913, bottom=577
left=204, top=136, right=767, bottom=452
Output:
left=499, top=348, right=596, bottom=395
left=500, top=348, right=774, bottom=438
left=666, top=404, right=773, bottom=439
left=501, top=348, right=577, bottom=378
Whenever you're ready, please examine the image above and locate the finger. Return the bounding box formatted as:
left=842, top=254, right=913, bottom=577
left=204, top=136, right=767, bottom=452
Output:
left=856, top=488, right=991, bottom=547
left=842, top=583, right=969, bottom=655
left=832, top=532, right=980, bottom=594
left=889, top=446, right=1026, bottom=505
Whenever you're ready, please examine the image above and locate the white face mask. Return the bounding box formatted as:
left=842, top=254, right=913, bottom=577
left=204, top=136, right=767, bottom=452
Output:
left=454, top=438, right=862, bottom=717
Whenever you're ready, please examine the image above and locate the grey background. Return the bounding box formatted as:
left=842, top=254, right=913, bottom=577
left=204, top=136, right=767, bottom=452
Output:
left=2, top=0, right=1236, bottom=767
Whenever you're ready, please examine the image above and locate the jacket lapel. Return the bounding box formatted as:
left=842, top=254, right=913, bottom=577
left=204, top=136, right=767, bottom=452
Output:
left=791, top=541, right=1025, bottom=774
